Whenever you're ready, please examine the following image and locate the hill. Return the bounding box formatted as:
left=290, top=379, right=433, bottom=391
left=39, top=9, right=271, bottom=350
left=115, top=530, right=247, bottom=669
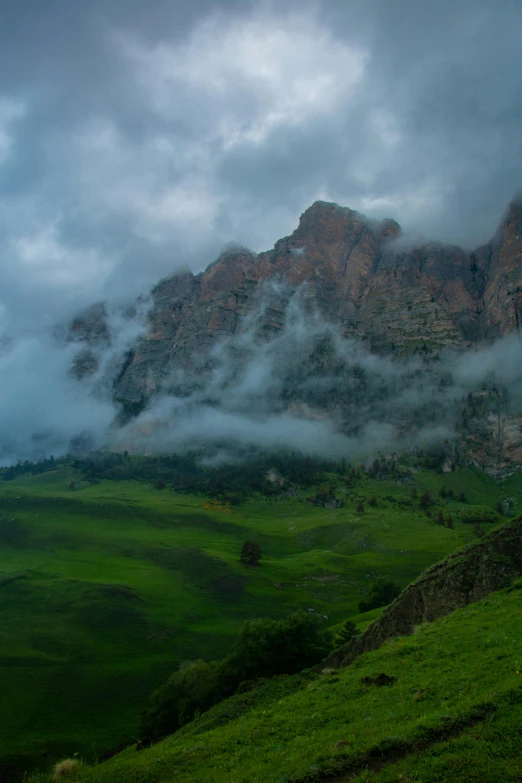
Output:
left=0, top=462, right=512, bottom=777
left=41, top=579, right=522, bottom=783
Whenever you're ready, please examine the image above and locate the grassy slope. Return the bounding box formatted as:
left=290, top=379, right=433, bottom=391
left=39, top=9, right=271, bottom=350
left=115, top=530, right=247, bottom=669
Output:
left=58, top=584, right=522, bottom=783
left=0, top=464, right=517, bottom=773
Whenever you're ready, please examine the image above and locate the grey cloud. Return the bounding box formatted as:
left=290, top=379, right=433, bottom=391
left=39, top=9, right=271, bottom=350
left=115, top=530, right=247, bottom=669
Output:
left=0, top=0, right=521, bottom=462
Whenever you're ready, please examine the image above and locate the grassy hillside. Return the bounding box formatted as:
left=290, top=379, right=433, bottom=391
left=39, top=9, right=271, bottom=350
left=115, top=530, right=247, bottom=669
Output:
left=48, top=583, right=522, bottom=783
left=0, top=463, right=517, bottom=774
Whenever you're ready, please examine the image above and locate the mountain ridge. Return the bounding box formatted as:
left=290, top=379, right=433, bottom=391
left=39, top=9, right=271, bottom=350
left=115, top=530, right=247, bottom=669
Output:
left=69, top=196, right=522, bottom=474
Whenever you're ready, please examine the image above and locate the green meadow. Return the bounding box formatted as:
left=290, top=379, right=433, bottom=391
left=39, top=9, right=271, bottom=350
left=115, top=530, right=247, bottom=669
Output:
left=0, top=463, right=516, bottom=774
left=67, top=583, right=522, bottom=783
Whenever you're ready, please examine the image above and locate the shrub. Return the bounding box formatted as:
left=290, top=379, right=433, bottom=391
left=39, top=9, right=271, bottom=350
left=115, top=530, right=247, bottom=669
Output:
left=52, top=758, right=82, bottom=779
left=359, top=577, right=401, bottom=614
left=369, top=496, right=377, bottom=507
left=232, top=611, right=332, bottom=680
left=240, top=540, right=262, bottom=566
left=139, top=611, right=332, bottom=743
left=356, top=501, right=365, bottom=513
left=335, top=619, right=359, bottom=646
left=458, top=505, right=499, bottom=526
left=419, top=491, right=433, bottom=509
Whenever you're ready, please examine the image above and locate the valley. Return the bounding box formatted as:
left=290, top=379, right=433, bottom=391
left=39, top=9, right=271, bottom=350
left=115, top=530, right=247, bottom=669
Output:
left=0, top=462, right=510, bottom=776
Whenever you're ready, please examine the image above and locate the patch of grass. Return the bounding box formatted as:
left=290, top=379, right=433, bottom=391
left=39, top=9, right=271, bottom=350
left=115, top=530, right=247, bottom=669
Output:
left=0, top=464, right=514, bottom=775
left=50, top=586, right=522, bottom=783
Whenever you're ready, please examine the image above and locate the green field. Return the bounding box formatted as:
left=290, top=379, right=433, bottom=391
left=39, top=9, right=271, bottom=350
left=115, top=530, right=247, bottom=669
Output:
left=0, top=463, right=516, bottom=775
left=67, top=582, right=522, bottom=783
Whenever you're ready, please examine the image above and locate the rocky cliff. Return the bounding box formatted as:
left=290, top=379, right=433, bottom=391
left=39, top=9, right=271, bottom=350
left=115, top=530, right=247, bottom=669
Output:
left=104, top=197, right=522, bottom=402
left=324, top=515, right=522, bottom=669
left=70, top=196, right=522, bottom=470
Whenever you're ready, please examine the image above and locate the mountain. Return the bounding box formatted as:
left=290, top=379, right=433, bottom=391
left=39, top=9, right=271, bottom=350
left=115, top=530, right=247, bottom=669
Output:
left=70, top=196, right=522, bottom=473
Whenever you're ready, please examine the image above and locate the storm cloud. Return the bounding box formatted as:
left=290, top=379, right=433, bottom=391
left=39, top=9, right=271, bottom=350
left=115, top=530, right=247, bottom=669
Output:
left=0, top=0, right=521, bottom=464
left=1, top=0, right=522, bottom=329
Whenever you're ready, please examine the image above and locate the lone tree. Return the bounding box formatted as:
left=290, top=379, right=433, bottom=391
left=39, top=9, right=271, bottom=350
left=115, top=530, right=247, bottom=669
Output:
left=240, top=540, right=262, bottom=566
left=335, top=619, right=359, bottom=647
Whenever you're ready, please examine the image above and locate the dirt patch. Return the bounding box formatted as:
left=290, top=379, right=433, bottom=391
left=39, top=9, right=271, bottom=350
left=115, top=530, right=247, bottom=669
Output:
left=361, top=673, right=397, bottom=687
left=320, top=702, right=496, bottom=783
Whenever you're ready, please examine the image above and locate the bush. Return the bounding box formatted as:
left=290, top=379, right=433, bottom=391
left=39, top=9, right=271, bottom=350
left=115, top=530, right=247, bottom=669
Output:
left=358, top=577, right=401, bottom=614
left=419, top=491, right=433, bottom=509
left=240, top=540, right=262, bottom=566
left=458, top=505, right=499, bottom=526
left=139, top=611, right=332, bottom=743
left=140, top=660, right=223, bottom=742
left=335, top=619, right=359, bottom=646
left=231, top=612, right=333, bottom=680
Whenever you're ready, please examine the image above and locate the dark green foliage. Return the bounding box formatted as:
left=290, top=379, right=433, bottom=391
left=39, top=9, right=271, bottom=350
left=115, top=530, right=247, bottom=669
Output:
left=231, top=612, right=332, bottom=680
left=139, top=660, right=223, bottom=741
left=0, top=454, right=65, bottom=481
left=359, top=577, right=401, bottom=614
left=474, top=521, right=486, bottom=538
left=70, top=450, right=350, bottom=502
left=356, top=501, right=365, bottom=513
left=419, top=491, right=433, bottom=509
left=335, top=619, right=359, bottom=646
left=459, top=505, right=499, bottom=525
left=240, top=540, right=262, bottom=566
left=369, top=496, right=377, bottom=507
left=139, top=611, right=332, bottom=742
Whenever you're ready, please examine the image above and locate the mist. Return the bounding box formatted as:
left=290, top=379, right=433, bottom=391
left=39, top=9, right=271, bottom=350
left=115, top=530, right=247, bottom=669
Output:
left=2, top=273, right=522, bottom=468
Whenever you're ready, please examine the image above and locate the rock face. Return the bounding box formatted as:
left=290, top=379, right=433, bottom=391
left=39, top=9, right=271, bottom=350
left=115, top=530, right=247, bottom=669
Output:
left=105, top=198, right=522, bottom=406
left=324, top=516, right=522, bottom=669
left=69, top=197, right=522, bottom=469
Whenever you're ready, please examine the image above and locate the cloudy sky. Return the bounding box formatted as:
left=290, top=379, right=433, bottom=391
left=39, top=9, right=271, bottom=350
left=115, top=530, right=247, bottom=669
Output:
left=1, top=0, right=521, bottom=333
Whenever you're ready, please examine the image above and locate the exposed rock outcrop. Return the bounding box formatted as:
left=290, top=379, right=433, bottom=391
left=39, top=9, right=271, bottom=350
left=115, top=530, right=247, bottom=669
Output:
left=325, top=516, right=522, bottom=669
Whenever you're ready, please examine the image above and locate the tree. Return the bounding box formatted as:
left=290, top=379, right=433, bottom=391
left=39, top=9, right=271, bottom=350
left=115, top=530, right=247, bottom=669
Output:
left=437, top=510, right=445, bottom=525
left=240, top=540, right=262, bottom=566
left=446, top=515, right=454, bottom=529
left=474, top=521, right=486, bottom=538
left=369, top=496, right=377, bottom=507
left=496, top=501, right=504, bottom=515
left=419, top=491, right=433, bottom=509
left=231, top=611, right=333, bottom=680
left=457, top=491, right=467, bottom=503
left=139, top=611, right=333, bottom=743
left=335, top=619, right=359, bottom=646
left=358, top=577, right=401, bottom=614
left=139, top=659, right=223, bottom=741
left=356, top=501, right=365, bottom=513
